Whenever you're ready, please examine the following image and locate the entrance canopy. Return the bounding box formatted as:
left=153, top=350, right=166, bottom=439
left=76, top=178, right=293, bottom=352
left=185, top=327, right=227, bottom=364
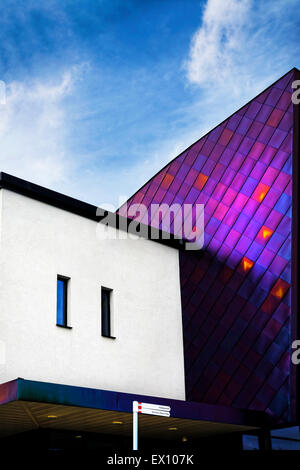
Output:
left=0, top=379, right=270, bottom=440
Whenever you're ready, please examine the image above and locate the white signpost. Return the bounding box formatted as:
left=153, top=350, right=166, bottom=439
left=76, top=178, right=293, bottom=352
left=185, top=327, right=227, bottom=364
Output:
left=132, top=401, right=171, bottom=451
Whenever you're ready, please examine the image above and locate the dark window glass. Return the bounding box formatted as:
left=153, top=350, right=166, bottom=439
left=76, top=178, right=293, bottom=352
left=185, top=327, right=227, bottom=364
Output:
left=242, top=435, right=259, bottom=450
left=101, top=287, right=112, bottom=337
left=271, top=427, right=300, bottom=450
left=57, top=277, right=68, bottom=327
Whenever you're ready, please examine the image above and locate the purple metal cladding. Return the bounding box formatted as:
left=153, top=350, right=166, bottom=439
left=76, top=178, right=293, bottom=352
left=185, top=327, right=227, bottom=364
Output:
left=0, top=379, right=18, bottom=405
left=119, top=69, right=298, bottom=423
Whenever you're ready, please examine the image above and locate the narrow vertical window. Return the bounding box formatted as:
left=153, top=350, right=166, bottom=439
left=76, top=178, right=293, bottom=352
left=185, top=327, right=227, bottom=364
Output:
left=56, top=276, right=70, bottom=328
left=101, top=287, right=114, bottom=338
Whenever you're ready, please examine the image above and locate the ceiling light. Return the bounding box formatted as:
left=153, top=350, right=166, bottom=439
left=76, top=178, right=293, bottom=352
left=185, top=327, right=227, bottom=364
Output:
left=168, top=427, right=178, bottom=431
left=112, top=420, right=123, bottom=425
left=47, top=415, right=58, bottom=419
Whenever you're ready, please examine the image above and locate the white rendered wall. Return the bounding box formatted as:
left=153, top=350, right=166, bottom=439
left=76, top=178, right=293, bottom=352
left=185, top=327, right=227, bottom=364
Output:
left=0, top=189, right=186, bottom=400
left=0, top=190, right=5, bottom=372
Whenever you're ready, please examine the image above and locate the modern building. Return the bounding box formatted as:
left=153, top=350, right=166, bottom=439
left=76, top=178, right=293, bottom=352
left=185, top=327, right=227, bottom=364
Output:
left=0, top=67, right=299, bottom=453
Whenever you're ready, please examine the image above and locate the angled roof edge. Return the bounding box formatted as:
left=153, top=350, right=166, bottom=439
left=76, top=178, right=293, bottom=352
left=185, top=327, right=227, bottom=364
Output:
left=0, top=171, right=186, bottom=251
left=119, top=67, right=299, bottom=208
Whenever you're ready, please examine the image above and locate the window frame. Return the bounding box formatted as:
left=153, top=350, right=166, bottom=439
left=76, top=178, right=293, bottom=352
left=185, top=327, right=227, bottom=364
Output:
left=101, top=286, right=115, bottom=339
left=56, top=275, right=72, bottom=329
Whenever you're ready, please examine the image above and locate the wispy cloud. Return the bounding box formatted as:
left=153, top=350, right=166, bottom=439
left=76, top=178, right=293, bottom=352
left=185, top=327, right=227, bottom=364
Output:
left=184, top=0, right=299, bottom=97
left=185, top=0, right=251, bottom=89
left=0, top=64, right=86, bottom=187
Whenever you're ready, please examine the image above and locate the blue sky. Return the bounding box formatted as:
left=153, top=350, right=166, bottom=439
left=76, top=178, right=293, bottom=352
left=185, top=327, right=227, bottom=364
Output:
left=0, top=0, right=299, bottom=207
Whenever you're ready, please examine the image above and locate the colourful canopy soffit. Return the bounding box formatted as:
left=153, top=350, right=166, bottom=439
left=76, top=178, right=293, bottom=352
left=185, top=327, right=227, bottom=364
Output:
left=119, top=68, right=300, bottom=424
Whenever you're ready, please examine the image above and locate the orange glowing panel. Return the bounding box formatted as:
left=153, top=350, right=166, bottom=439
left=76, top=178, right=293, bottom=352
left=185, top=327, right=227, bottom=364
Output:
left=257, top=225, right=273, bottom=242
left=242, top=257, right=254, bottom=272
left=252, top=182, right=270, bottom=203
left=194, top=173, right=208, bottom=191
left=161, top=173, right=174, bottom=190
left=263, top=227, right=273, bottom=239
left=271, top=279, right=290, bottom=299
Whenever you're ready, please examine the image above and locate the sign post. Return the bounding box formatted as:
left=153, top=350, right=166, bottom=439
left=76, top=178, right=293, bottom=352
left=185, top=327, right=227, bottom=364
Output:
left=132, top=401, right=171, bottom=451
left=133, top=402, right=138, bottom=451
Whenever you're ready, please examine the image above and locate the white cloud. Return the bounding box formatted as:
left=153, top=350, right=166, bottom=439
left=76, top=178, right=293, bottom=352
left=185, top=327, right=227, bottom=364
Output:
left=0, top=65, right=85, bottom=187
left=184, top=0, right=299, bottom=97
left=0, top=61, right=174, bottom=209
left=185, top=0, right=251, bottom=89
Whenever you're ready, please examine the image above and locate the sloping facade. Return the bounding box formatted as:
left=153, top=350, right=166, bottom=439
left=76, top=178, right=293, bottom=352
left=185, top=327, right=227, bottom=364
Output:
left=119, top=69, right=299, bottom=423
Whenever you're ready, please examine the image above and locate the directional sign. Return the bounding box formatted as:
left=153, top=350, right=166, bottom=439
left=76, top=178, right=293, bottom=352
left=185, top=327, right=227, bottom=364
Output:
left=132, top=401, right=171, bottom=451
left=133, top=401, right=171, bottom=416
left=139, top=409, right=170, bottom=417
left=137, top=402, right=170, bottom=412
